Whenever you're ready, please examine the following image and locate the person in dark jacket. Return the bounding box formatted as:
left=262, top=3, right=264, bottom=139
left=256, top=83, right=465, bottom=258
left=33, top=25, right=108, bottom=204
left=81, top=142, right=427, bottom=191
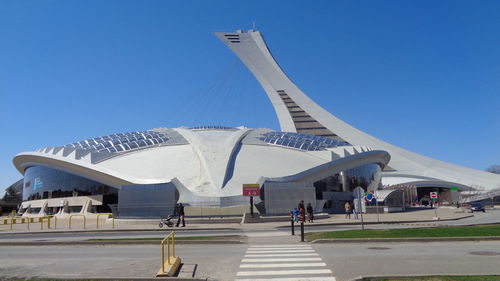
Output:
left=306, top=203, right=314, bottom=223
left=175, top=203, right=185, bottom=227
left=298, top=200, right=305, bottom=210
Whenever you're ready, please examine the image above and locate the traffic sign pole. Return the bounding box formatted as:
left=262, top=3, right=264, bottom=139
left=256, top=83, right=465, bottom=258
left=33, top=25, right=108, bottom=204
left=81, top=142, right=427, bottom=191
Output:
left=430, top=192, right=439, bottom=220
left=358, top=188, right=364, bottom=230
left=434, top=199, right=438, bottom=218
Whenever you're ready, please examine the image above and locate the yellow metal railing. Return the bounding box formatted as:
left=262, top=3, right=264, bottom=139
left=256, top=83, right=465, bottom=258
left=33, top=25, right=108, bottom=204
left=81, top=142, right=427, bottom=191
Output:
left=3, top=216, right=53, bottom=230
left=160, top=232, right=176, bottom=274
left=96, top=213, right=114, bottom=229
left=69, top=214, right=86, bottom=229
left=47, top=215, right=57, bottom=229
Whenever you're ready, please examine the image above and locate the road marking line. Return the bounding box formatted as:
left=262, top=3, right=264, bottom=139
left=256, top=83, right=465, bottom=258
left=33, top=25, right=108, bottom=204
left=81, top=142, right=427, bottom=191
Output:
left=235, top=277, right=336, bottom=281
left=246, top=250, right=315, bottom=253
left=242, top=257, right=322, bottom=262
left=245, top=253, right=319, bottom=257
left=236, top=269, right=333, bottom=276
left=240, top=262, right=327, bottom=268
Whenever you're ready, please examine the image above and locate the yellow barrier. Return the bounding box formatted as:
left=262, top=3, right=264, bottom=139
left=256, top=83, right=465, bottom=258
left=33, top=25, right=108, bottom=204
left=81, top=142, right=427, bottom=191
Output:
left=2, top=216, right=53, bottom=231
left=96, top=213, right=114, bottom=229
left=157, top=232, right=181, bottom=277
left=48, top=215, right=57, bottom=229
left=69, top=214, right=86, bottom=229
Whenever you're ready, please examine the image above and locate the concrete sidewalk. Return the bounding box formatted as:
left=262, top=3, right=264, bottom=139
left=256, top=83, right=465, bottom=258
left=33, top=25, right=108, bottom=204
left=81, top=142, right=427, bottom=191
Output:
left=0, top=207, right=473, bottom=234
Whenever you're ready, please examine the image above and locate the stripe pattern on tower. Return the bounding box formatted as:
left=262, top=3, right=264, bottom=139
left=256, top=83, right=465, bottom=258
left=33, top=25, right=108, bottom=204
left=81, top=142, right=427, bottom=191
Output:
left=277, top=90, right=347, bottom=142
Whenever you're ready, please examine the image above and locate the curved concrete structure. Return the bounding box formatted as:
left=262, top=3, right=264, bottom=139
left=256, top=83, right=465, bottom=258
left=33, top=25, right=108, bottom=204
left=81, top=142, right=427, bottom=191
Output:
left=215, top=30, right=500, bottom=192
left=14, top=126, right=389, bottom=215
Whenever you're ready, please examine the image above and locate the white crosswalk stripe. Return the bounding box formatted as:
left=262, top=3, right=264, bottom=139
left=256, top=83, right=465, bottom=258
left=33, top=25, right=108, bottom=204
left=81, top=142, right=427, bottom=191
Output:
left=235, top=244, right=336, bottom=281
left=237, top=276, right=336, bottom=281
left=245, top=253, right=319, bottom=257
left=247, top=249, right=316, bottom=253
left=240, top=262, right=327, bottom=268
left=242, top=257, right=322, bottom=262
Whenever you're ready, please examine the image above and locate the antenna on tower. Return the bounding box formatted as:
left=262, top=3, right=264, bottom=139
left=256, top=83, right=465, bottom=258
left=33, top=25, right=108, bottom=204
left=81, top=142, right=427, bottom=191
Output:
left=252, top=21, right=256, bottom=30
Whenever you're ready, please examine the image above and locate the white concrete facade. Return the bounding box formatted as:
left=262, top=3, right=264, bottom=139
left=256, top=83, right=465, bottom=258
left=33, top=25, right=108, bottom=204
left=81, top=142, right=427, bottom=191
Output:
left=14, top=127, right=390, bottom=210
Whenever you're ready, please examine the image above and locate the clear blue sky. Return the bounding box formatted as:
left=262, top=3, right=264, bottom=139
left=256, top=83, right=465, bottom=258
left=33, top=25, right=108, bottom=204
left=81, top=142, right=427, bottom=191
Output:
left=1, top=0, right=499, bottom=194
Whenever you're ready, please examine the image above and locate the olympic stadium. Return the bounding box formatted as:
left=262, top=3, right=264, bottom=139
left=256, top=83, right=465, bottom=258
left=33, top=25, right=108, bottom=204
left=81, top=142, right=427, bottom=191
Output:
left=11, top=30, right=500, bottom=218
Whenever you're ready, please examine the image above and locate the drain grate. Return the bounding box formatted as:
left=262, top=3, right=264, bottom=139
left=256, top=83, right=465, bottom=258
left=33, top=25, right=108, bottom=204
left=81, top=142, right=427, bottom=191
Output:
left=367, top=247, right=391, bottom=250
left=469, top=251, right=500, bottom=256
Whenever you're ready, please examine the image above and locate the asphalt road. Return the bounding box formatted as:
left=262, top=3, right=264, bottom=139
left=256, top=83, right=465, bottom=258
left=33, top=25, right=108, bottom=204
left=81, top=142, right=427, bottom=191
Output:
left=0, top=209, right=498, bottom=280
left=315, top=241, right=500, bottom=281
left=0, top=242, right=499, bottom=281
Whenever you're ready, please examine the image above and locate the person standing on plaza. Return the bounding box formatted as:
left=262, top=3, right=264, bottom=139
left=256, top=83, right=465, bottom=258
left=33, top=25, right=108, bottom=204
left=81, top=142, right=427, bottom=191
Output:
left=306, top=203, right=314, bottom=223
left=344, top=201, right=351, bottom=219
left=293, top=208, right=299, bottom=223
left=298, top=200, right=305, bottom=211
left=175, top=203, right=186, bottom=227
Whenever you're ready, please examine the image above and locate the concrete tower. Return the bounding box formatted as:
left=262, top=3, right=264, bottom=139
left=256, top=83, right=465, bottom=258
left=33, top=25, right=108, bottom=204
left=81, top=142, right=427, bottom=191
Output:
left=215, top=30, right=500, bottom=193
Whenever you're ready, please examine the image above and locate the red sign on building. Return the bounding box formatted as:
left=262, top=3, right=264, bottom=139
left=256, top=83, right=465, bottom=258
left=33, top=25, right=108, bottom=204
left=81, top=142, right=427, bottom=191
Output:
left=243, top=184, right=260, bottom=197
left=430, top=192, right=438, bottom=199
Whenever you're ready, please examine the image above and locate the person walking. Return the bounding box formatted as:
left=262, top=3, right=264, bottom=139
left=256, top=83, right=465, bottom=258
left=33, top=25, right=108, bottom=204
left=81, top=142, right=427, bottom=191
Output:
left=175, top=203, right=186, bottom=227
left=344, top=201, right=351, bottom=219
left=306, top=203, right=314, bottom=223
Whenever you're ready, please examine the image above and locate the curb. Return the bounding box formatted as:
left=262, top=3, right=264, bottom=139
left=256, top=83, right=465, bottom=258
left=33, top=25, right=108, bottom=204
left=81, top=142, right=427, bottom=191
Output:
left=276, top=215, right=475, bottom=229
left=310, top=236, right=500, bottom=243
left=2, top=277, right=208, bottom=281
left=0, top=227, right=240, bottom=236
left=0, top=239, right=246, bottom=246
left=346, top=273, right=500, bottom=281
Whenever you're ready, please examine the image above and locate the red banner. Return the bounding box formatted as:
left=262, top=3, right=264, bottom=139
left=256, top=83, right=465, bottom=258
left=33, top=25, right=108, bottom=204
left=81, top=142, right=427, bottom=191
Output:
left=243, top=184, right=260, bottom=196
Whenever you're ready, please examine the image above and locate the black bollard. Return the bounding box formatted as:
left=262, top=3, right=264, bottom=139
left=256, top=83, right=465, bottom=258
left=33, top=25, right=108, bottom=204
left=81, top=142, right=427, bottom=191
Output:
left=291, top=219, right=295, bottom=235
left=300, top=221, right=304, bottom=242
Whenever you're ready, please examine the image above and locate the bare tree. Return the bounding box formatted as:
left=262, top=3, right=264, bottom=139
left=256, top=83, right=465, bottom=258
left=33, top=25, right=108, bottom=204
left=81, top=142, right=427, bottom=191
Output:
left=486, top=165, right=500, bottom=174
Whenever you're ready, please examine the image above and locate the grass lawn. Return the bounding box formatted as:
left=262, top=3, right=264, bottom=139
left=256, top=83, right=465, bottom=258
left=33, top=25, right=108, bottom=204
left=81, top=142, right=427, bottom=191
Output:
left=306, top=224, right=500, bottom=241
left=86, top=235, right=243, bottom=242
left=366, top=276, right=500, bottom=281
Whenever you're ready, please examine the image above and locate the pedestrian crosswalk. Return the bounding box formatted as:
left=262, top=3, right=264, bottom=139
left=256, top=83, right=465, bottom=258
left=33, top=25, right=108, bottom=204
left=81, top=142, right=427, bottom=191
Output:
left=235, top=244, right=336, bottom=281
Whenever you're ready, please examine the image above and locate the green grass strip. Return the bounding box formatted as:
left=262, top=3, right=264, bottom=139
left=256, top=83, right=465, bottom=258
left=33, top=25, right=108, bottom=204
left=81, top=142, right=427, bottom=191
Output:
left=306, top=224, right=500, bottom=241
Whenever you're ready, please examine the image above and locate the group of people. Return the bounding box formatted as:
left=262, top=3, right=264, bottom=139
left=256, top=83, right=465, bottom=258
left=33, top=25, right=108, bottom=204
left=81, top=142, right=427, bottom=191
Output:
left=292, top=200, right=314, bottom=223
